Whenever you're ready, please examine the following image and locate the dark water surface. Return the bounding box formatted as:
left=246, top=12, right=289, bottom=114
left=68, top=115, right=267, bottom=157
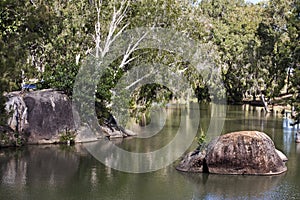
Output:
left=0, top=104, right=299, bottom=200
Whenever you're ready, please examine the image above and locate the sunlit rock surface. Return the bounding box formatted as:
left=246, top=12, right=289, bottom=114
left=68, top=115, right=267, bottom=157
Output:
left=177, top=131, right=287, bottom=175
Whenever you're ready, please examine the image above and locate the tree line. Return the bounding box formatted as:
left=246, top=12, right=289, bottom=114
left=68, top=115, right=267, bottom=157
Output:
left=0, top=0, right=299, bottom=124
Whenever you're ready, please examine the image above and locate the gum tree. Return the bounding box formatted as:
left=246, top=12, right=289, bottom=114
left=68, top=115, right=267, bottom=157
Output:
left=199, top=0, right=263, bottom=103
left=287, top=0, right=300, bottom=124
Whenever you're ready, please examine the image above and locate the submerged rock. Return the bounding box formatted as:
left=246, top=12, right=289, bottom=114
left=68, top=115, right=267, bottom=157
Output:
left=177, top=131, right=287, bottom=175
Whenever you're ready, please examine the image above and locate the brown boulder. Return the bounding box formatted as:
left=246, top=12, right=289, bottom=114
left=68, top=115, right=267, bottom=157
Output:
left=206, top=131, right=287, bottom=175
left=177, top=131, right=287, bottom=175
left=176, top=149, right=207, bottom=173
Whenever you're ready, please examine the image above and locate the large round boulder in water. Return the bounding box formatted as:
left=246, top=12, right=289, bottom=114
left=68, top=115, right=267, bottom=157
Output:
left=177, top=131, right=287, bottom=175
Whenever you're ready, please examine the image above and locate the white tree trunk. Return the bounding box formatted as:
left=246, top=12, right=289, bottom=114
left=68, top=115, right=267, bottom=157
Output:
left=260, top=94, right=270, bottom=113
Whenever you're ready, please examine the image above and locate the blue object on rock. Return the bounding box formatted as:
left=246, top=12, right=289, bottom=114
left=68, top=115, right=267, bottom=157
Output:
left=22, top=84, right=37, bottom=90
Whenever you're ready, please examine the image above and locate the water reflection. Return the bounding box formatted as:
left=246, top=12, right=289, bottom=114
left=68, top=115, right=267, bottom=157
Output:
left=84, top=105, right=201, bottom=173
left=282, top=118, right=300, bottom=154
left=126, top=107, right=167, bottom=138
left=180, top=172, right=285, bottom=199
left=296, top=143, right=300, bottom=154
left=1, top=155, right=27, bottom=186
left=0, top=145, right=79, bottom=187
left=0, top=104, right=299, bottom=200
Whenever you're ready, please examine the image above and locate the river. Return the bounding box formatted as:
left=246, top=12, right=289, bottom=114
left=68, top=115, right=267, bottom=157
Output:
left=0, top=104, right=299, bottom=200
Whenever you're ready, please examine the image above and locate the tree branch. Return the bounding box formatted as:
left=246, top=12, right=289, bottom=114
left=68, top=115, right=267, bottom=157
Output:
left=125, top=69, right=159, bottom=90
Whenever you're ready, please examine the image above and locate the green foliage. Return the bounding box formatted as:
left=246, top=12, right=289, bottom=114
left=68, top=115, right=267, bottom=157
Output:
left=195, top=85, right=211, bottom=102
left=13, top=132, right=24, bottom=146
left=200, top=0, right=263, bottom=103
left=291, top=67, right=300, bottom=121
left=195, top=134, right=206, bottom=146
left=59, top=128, right=76, bottom=144
left=0, top=130, right=25, bottom=147
left=43, top=63, right=79, bottom=96
left=0, top=87, right=7, bottom=126
left=254, top=0, right=292, bottom=99
left=0, top=0, right=299, bottom=127
left=130, top=83, right=172, bottom=123
left=40, top=1, right=95, bottom=95
left=195, top=128, right=207, bottom=150
left=287, top=0, right=300, bottom=123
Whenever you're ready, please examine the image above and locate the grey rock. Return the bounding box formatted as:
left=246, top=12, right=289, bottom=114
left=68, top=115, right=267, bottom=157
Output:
left=6, top=89, right=76, bottom=144
left=4, top=89, right=134, bottom=145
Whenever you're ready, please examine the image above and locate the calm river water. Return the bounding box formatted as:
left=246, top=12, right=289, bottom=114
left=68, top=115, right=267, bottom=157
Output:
left=0, top=104, right=299, bottom=200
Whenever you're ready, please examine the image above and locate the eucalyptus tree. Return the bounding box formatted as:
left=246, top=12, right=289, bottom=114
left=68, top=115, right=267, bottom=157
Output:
left=0, top=0, right=58, bottom=123
left=41, top=0, right=96, bottom=95
left=0, top=0, right=57, bottom=90
left=126, top=0, right=214, bottom=104
left=286, top=0, right=300, bottom=124
left=199, top=0, right=263, bottom=103
left=255, top=0, right=293, bottom=104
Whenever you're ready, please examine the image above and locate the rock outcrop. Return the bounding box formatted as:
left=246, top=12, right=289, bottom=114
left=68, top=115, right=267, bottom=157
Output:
left=5, top=89, right=77, bottom=144
left=2, top=89, right=133, bottom=146
left=177, top=131, right=287, bottom=175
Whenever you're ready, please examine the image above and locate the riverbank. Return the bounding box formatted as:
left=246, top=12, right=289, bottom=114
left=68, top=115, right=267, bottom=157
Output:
left=243, top=94, right=298, bottom=118
left=1, top=89, right=298, bottom=148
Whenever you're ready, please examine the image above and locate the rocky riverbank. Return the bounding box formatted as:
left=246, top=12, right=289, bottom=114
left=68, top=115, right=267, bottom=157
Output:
left=0, top=89, right=135, bottom=148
